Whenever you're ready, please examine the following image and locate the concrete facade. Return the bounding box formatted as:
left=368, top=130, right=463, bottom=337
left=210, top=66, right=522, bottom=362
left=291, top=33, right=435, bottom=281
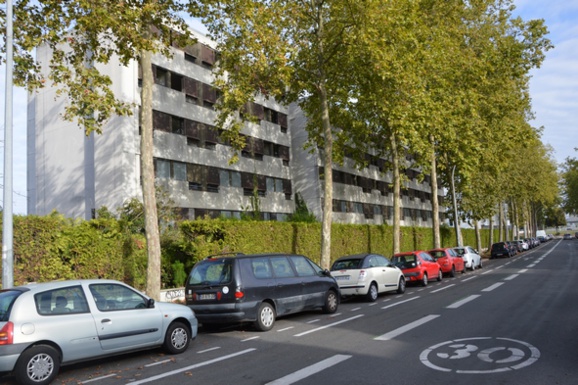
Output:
left=28, top=29, right=443, bottom=226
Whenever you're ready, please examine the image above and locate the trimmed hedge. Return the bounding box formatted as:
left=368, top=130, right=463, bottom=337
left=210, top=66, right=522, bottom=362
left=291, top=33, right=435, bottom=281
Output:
left=1, top=215, right=498, bottom=290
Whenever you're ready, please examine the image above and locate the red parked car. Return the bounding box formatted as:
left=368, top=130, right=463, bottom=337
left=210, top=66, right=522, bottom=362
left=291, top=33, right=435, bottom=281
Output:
left=428, top=248, right=466, bottom=277
left=391, top=251, right=442, bottom=286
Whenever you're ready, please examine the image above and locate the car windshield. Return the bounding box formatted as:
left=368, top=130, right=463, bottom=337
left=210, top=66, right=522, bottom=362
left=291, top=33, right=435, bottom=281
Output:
left=493, top=243, right=507, bottom=250
left=429, top=251, right=446, bottom=259
left=391, top=255, right=417, bottom=269
left=453, top=248, right=465, bottom=256
left=331, top=259, right=362, bottom=270
left=188, top=259, right=233, bottom=285
left=0, top=290, right=22, bottom=322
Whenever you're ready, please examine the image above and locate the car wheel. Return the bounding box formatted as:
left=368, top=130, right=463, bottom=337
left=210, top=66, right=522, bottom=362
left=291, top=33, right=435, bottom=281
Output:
left=396, top=277, right=406, bottom=294
left=255, top=302, right=276, bottom=331
left=322, top=290, right=339, bottom=314
left=421, top=273, right=428, bottom=287
left=163, top=321, right=191, bottom=354
left=449, top=266, right=456, bottom=277
left=366, top=283, right=379, bottom=302
left=14, top=345, right=60, bottom=385
left=437, top=269, right=443, bottom=281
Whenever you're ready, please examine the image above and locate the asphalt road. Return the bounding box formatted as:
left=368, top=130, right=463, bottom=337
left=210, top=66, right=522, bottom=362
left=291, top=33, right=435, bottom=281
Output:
left=2, top=238, right=577, bottom=385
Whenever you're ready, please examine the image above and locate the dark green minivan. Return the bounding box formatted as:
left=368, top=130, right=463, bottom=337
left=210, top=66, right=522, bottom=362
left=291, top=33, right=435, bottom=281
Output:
left=185, top=253, right=340, bottom=331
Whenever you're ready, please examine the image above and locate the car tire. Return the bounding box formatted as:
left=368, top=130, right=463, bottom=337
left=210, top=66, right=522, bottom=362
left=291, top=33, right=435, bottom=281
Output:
left=14, top=345, right=60, bottom=385
left=366, top=283, right=379, bottom=302
left=449, top=266, right=456, bottom=277
left=163, top=321, right=191, bottom=354
left=396, top=277, right=406, bottom=294
left=322, top=290, right=339, bottom=314
left=255, top=302, right=276, bottom=331
left=437, top=269, right=443, bottom=281
left=421, top=273, right=428, bottom=287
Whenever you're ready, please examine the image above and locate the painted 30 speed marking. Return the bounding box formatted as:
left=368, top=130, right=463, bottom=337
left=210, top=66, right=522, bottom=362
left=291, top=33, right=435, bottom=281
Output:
left=420, top=337, right=540, bottom=374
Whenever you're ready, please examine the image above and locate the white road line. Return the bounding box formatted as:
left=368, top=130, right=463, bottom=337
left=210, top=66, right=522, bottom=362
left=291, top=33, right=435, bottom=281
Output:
left=504, top=274, right=519, bottom=281
left=462, top=276, right=477, bottom=282
left=381, top=296, right=420, bottom=310
left=294, top=315, right=364, bottom=337
left=242, top=336, right=260, bottom=342
left=197, top=347, right=220, bottom=354
left=265, top=354, right=352, bottom=385
left=431, top=284, right=455, bottom=293
left=277, top=326, right=295, bottom=332
left=307, top=319, right=320, bottom=324
left=446, top=294, right=481, bottom=309
left=375, top=314, right=440, bottom=340
left=350, top=307, right=362, bottom=312
left=518, top=269, right=528, bottom=273
left=482, top=282, right=504, bottom=292
left=128, top=349, right=256, bottom=385
left=145, top=359, right=171, bottom=367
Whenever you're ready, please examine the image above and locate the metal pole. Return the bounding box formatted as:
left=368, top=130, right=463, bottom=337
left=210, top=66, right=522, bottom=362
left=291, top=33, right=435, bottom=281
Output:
left=451, top=165, right=462, bottom=247
left=3, top=0, right=15, bottom=289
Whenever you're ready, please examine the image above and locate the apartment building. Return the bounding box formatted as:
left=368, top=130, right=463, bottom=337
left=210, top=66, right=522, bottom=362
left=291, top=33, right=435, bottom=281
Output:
left=27, top=28, right=443, bottom=226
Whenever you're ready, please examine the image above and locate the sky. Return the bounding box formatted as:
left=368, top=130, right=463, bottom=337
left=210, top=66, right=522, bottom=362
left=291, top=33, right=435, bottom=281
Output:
left=1, top=0, right=577, bottom=215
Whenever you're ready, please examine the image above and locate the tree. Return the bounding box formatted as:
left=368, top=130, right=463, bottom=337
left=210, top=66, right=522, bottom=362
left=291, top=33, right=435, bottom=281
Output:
left=196, top=0, right=368, bottom=268
left=562, top=155, right=578, bottom=215
left=5, top=1, right=194, bottom=299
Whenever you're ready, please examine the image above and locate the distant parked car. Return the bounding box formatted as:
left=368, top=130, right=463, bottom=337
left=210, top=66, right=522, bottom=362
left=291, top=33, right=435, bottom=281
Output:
left=0, top=279, right=197, bottom=385
left=428, top=248, right=466, bottom=277
left=453, top=246, right=483, bottom=270
left=563, top=233, right=573, bottom=240
left=391, top=251, right=442, bottom=286
left=490, top=242, right=514, bottom=259
left=330, top=253, right=405, bottom=302
left=517, top=240, right=529, bottom=251
left=185, top=253, right=340, bottom=331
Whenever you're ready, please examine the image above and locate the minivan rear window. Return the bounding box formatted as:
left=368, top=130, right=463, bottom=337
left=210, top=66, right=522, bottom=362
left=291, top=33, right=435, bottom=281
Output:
left=188, top=259, right=233, bottom=285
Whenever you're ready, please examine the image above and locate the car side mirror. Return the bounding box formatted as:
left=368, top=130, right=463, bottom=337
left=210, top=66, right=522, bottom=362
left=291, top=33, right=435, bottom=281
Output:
left=147, top=298, right=155, bottom=308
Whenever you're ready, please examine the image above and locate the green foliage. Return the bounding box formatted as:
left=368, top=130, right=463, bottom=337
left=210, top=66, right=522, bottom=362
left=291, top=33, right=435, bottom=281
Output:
left=288, top=193, right=318, bottom=223
left=0, top=215, right=502, bottom=290
left=562, top=155, right=578, bottom=215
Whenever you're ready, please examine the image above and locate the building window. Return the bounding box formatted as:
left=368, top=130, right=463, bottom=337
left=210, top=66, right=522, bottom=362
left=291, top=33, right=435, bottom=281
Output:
left=171, top=116, right=184, bottom=135
left=220, top=170, right=241, bottom=188
left=173, top=162, right=187, bottom=181
left=184, top=52, right=196, bottom=64
left=155, top=67, right=169, bottom=87
left=155, top=159, right=170, bottom=179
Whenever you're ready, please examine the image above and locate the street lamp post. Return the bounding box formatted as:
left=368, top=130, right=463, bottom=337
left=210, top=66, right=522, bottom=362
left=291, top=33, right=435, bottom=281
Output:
left=2, top=0, right=15, bottom=289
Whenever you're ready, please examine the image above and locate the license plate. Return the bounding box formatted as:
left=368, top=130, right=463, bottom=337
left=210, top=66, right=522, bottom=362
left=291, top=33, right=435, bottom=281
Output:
left=199, top=293, right=216, bottom=300
left=335, top=275, right=350, bottom=281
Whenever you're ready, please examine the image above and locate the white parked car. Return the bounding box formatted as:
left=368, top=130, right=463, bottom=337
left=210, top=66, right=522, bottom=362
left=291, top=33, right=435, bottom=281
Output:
left=453, top=246, right=483, bottom=271
left=0, top=279, right=198, bottom=385
left=330, top=253, right=405, bottom=302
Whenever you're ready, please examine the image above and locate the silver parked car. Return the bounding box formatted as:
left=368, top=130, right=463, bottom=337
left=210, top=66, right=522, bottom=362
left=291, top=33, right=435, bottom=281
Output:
left=453, top=246, right=483, bottom=271
left=330, top=253, right=405, bottom=302
left=0, top=279, right=198, bottom=385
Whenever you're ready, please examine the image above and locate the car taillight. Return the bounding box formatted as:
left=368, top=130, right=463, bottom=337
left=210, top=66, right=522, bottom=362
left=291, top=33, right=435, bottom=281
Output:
left=358, top=270, right=367, bottom=281
left=0, top=322, right=14, bottom=345
left=235, top=288, right=244, bottom=299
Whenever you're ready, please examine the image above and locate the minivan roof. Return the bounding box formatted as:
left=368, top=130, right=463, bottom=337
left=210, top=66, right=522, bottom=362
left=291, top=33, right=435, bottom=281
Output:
left=203, top=252, right=298, bottom=260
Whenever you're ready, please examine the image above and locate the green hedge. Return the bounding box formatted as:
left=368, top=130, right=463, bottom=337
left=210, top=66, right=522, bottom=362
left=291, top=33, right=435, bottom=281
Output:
left=1, top=215, right=498, bottom=289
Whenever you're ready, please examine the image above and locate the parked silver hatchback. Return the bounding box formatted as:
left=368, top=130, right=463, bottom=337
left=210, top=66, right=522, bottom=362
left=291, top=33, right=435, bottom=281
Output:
left=0, top=279, right=198, bottom=385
